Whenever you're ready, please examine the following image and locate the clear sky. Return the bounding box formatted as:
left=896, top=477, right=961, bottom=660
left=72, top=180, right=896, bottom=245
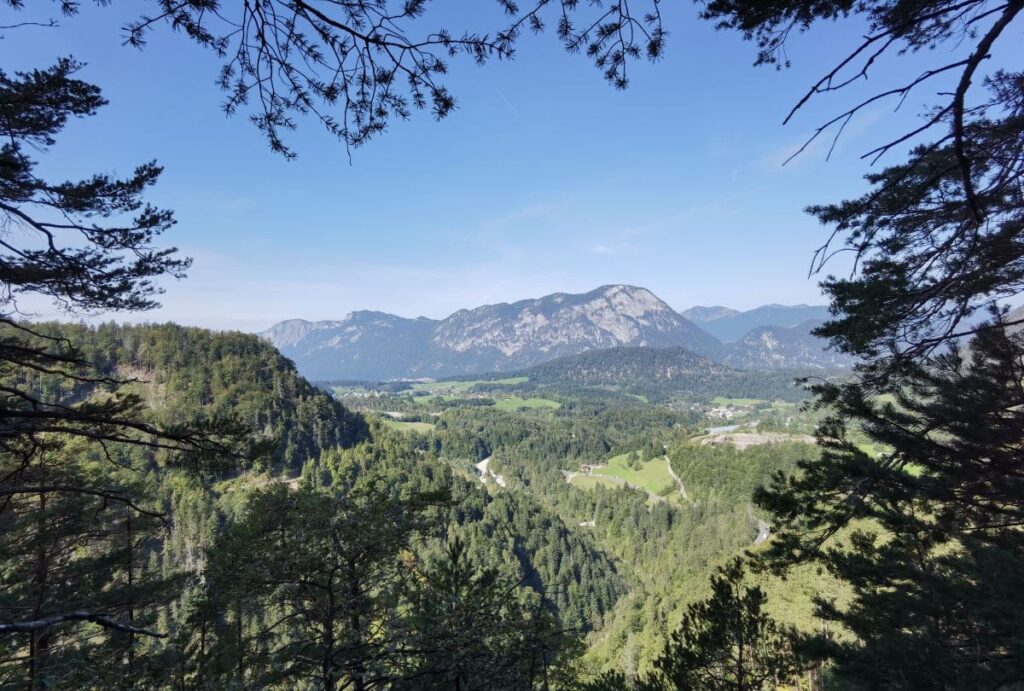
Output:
left=7, top=2, right=1013, bottom=331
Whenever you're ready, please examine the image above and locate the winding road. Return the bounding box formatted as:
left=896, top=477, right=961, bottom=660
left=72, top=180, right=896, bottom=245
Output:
left=664, top=456, right=686, bottom=499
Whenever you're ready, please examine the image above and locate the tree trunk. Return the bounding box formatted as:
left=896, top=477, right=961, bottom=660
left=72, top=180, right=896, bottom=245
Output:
left=126, top=514, right=135, bottom=677
left=236, top=598, right=245, bottom=684
left=323, top=587, right=337, bottom=691
left=29, top=490, right=50, bottom=690
left=347, top=561, right=366, bottom=691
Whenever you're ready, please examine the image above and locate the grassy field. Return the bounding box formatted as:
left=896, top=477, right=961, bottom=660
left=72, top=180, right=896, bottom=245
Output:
left=332, top=385, right=371, bottom=397
left=411, top=392, right=559, bottom=410
left=381, top=419, right=436, bottom=433
left=569, top=475, right=622, bottom=491
left=410, top=377, right=528, bottom=394
left=856, top=441, right=890, bottom=457
left=711, top=396, right=767, bottom=407
left=599, top=453, right=676, bottom=496
left=494, top=396, right=560, bottom=411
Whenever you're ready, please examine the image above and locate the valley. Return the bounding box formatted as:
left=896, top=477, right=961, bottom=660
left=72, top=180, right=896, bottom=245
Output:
left=0, top=295, right=999, bottom=688
left=5, top=2, right=1020, bottom=686
left=0, top=290, right=850, bottom=685
left=324, top=347, right=834, bottom=673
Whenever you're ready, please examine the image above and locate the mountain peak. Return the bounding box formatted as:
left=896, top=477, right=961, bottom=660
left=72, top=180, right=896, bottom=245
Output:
left=433, top=284, right=714, bottom=360
left=590, top=284, right=665, bottom=303
left=262, top=285, right=719, bottom=379
left=258, top=287, right=853, bottom=379
left=260, top=318, right=344, bottom=349
left=595, top=283, right=648, bottom=293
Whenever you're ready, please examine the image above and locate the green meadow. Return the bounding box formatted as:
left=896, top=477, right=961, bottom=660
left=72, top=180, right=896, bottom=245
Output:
left=597, top=453, right=676, bottom=496
left=494, top=396, right=561, bottom=411
left=410, top=377, right=528, bottom=394
left=569, top=475, right=623, bottom=491
left=381, top=419, right=436, bottom=433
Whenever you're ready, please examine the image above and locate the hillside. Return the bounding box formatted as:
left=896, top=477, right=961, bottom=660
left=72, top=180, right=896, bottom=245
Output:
left=511, top=346, right=814, bottom=402
left=26, top=322, right=370, bottom=472
left=721, top=320, right=855, bottom=371
left=4, top=321, right=632, bottom=687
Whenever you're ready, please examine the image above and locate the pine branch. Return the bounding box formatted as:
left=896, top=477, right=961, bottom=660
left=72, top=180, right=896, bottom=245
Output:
left=0, top=611, right=167, bottom=637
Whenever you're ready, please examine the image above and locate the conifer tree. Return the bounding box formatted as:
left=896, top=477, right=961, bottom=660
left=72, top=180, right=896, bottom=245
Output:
left=582, top=558, right=802, bottom=691
left=653, top=559, right=803, bottom=691
left=400, top=536, right=570, bottom=691
left=0, top=41, right=234, bottom=688
left=758, top=321, right=1024, bottom=686
left=191, top=478, right=439, bottom=690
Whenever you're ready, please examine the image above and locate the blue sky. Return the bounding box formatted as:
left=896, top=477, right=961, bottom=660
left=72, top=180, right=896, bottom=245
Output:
left=7, top=2, right=1014, bottom=331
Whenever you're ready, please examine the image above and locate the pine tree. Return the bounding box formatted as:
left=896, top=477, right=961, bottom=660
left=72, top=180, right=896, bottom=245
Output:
left=191, top=478, right=435, bottom=689
left=582, top=559, right=802, bottom=690
left=121, top=1, right=665, bottom=155
left=400, top=536, right=570, bottom=690
left=758, top=322, right=1024, bottom=686
left=0, top=439, right=184, bottom=687
left=0, top=54, right=234, bottom=685
left=654, top=558, right=803, bottom=691
left=689, top=3, right=1024, bottom=686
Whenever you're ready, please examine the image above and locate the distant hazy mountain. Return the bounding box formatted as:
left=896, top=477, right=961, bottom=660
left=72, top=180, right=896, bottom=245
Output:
left=263, top=285, right=721, bottom=380
left=261, top=318, right=347, bottom=349
left=679, top=305, right=739, bottom=323
left=722, top=320, right=853, bottom=370
left=264, top=311, right=438, bottom=381
left=683, top=304, right=832, bottom=342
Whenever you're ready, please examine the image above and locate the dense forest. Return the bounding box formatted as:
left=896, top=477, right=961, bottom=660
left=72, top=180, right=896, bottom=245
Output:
left=1, top=320, right=828, bottom=687
left=1, top=322, right=658, bottom=687
left=472, top=347, right=818, bottom=404
left=27, top=322, right=369, bottom=469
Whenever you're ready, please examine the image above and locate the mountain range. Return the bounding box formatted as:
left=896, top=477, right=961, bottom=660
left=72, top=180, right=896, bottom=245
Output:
left=261, top=285, right=850, bottom=380
left=681, top=303, right=832, bottom=342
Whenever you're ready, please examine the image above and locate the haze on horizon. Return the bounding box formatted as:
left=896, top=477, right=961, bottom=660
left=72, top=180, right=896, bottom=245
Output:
left=262, top=284, right=828, bottom=332
left=5, top=2, right=994, bottom=332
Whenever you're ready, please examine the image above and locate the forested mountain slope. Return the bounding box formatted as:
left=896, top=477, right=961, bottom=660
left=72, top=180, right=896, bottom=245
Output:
left=505, top=346, right=816, bottom=402
left=720, top=320, right=855, bottom=371
left=2, top=322, right=626, bottom=688
left=426, top=404, right=822, bottom=672
left=32, top=322, right=370, bottom=471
